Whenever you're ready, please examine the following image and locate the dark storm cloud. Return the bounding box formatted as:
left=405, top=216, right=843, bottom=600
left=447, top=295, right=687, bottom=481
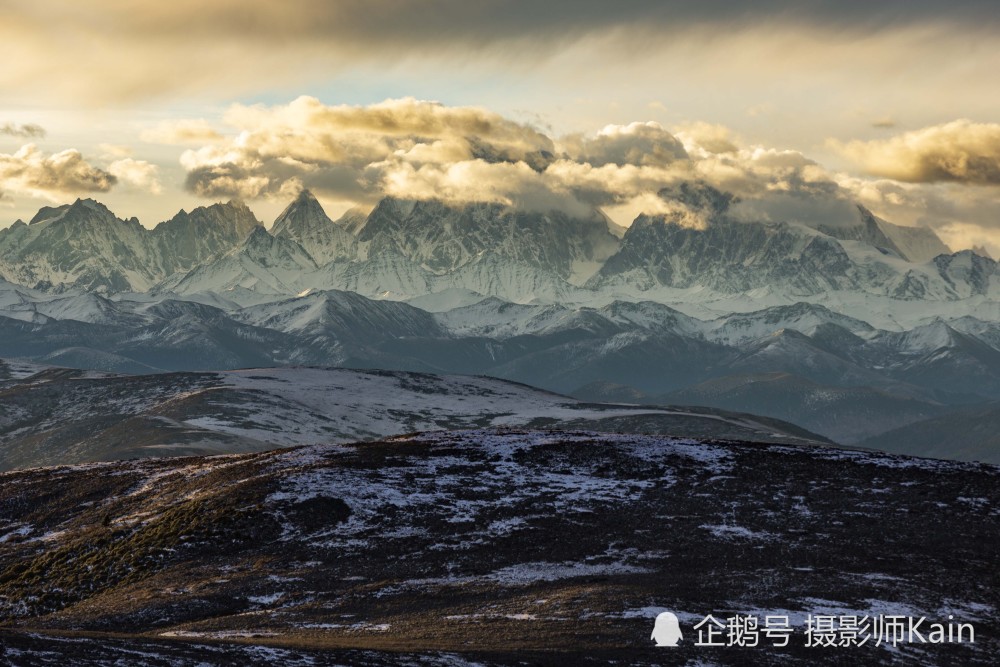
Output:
left=159, top=1, right=1000, bottom=43
left=6, top=1, right=996, bottom=103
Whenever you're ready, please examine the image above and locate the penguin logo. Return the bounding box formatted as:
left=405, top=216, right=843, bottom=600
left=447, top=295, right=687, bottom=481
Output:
left=651, top=611, right=683, bottom=647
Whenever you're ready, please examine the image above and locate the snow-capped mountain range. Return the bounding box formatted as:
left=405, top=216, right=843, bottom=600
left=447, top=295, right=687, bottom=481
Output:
left=4, top=185, right=995, bottom=313
left=0, top=198, right=258, bottom=293
left=4, top=184, right=1000, bottom=459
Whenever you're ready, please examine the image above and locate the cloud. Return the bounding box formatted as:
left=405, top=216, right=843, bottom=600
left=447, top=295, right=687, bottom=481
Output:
left=0, top=123, right=45, bottom=138
left=692, top=146, right=842, bottom=202
left=3, top=1, right=998, bottom=104
left=221, top=96, right=554, bottom=166
left=98, top=144, right=133, bottom=159
left=371, top=158, right=593, bottom=216
left=934, top=221, right=1000, bottom=259
left=177, top=98, right=693, bottom=213
left=180, top=97, right=556, bottom=202
left=674, top=122, right=740, bottom=155
left=871, top=117, right=897, bottom=129
left=108, top=158, right=162, bottom=195
left=831, top=120, right=1000, bottom=185
left=140, top=119, right=224, bottom=145
left=0, top=144, right=116, bottom=200
left=560, top=122, right=688, bottom=167
left=836, top=173, right=1000, bottom=253
left=689, top=146, right=858, bottom=228
left=604, top=191, right=712, bottom=231
left=174, top=96, right=876, bottom=230
left=170, top=96, right=1000, bottom=247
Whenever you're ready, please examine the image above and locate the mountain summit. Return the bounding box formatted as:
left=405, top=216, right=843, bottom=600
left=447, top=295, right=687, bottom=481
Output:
left=150, top=200, right=261, bottom=276
left=356, top=197, right=621, bottom=282
left=0, top=199, right=259, bottom=292
left=818, top=205, right=951, bottom=263
left=270, top=189, right=357, bottom=265
left=0, top=198, right=152, bottom=292
left=0, top=186, right=994, bottom=305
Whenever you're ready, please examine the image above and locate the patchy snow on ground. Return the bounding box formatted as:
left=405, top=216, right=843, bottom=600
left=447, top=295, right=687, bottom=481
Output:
left=699, top=524, right=776, bottom=541
left=485, top=561, right=651, bottom=585
left=180, top=367, right=792, bottom=448
left=268, top=429, right=716, bottom=549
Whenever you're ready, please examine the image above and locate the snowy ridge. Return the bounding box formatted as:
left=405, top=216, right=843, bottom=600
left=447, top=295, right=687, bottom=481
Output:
left=4, top=190, right=998, bottom=327
left=818, top=205, right=951, bottom=263
left=0, top=199, right=259, bottom=293
left=165, top=227, right=318, bottom=297
left=0, top=363, right=830, bottom=471
left=356, top=196, right=621, bottom=282
left=271, top=190, right=357, bottom=265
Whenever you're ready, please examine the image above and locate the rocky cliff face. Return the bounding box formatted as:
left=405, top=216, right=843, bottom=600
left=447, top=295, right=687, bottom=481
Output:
left=819, top=205, right=951, bottom=263
left=0, top=199, right=154, bottom=292
left=588, top=213, right=867, bottom=294
left=0, top=199, right=259, bottom=292
left=270, top=189, right=357, bottom=265
left=150, top=200, right=261, bottom=275
left=357, top=197, right=621, bottom=282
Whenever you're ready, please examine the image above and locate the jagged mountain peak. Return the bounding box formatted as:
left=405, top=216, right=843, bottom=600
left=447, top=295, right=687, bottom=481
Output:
left=243, top=224, right=272, bottom=243
left=145, top=199, right=262, bottom=278
left=357, top=195, right=620, bottom=282
left=657, top=181, right=737, bottom=215
left=29, top=205, right=67, bottom=225
left=234, top=226, right=316, bottom=268
left=157, top=225, right=318, bottom=299
left=972, top=244, right=994, bottom=260
left=0, top=198, right=153, bottom=293
left=203, top=198, right=256, bottom=219
left=293, top=188, right=319, bottom=203
left=71, top=197, right=108, bottom=210
left=158, top=199, right=260, bottom=230
left=27, top=198, right=122, bottom=227
left=271, top=189, right=357, bottom=265
left=817, top=205, right=951, bottom=263
left=271, top=189, right=329, bottom=232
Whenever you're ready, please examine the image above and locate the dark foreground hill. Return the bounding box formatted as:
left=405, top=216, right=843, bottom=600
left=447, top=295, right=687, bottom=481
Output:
left=0, top=429, right=996, bottom=665
left=0, top=361, right=829, bottom=471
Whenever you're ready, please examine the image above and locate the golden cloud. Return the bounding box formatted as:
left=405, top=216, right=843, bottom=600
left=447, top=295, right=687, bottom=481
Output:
left=836, top=173, right=1000, bottom=254
left=175, top=97, right=869, bottom=229
left=560, top=122, right=688, bottom=167
left=181, top=97, right=556, bottom=201
left=108, top=158, right=162, bottom=195
left=832, top=120, right=1000, bottom=185
left=673, top=122, right=740, bottom=155
left=0, top=144, right=115, bottom=200
left=4, top=1, right=998, bottom=107
left=140, top=119, right=224, bottom=145
left=223, top=97, right=554, bottom=166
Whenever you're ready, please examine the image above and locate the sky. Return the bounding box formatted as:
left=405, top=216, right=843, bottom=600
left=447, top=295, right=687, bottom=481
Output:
left=2, top=1, right=1000, bottom=253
